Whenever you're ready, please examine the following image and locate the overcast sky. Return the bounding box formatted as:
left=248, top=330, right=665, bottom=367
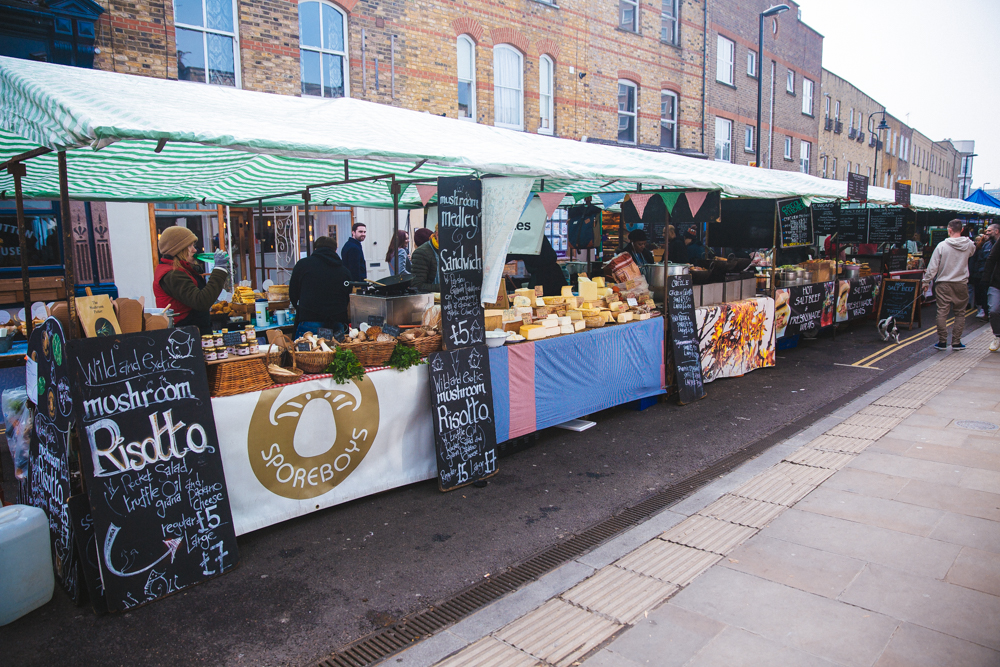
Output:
left=795, top=0, right=1000, bottom=192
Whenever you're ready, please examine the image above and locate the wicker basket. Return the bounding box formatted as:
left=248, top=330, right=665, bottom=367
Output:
left=337, top=339, right=396, bottom=367
left=266, top=334, right=305, bottom=384
left=208, top=357, right=274, bottom=397
left=295, top=349, right=337, bottom=374
left=400, top=333, right=442, bottom=356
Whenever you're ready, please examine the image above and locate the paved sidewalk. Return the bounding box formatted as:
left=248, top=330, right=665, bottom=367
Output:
left=384, top=330, right=1000, bottom=667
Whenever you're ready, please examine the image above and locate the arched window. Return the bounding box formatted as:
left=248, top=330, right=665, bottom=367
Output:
left=493, top=45, right=523, bottom=131
left=538, top=55, right=554, bottom=135
left=457, top=35, right=476, bottom=120
left=299, top=1, right=348, bottom=98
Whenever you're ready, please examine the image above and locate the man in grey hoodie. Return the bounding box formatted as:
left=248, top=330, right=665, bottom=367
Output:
left=923, top=219, right=977, bottom=350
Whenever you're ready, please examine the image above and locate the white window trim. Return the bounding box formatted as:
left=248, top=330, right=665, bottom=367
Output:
left=801, top=78, right=813, bottom=115
left=716, top=35, right=735, bottom=85
left=660, top=89, right=678, bottom=149
left=786, top=68, right=794, bottom=93
left=174, top=0, right=242, bottom=88
left=619, top=0, right=639, bottom=32
left=799, top=140, right=810, bottom=174
left=744, top=125, right=754, bottom=152
left=714, top=116, right=732, bottom=162
left=747, top=49, right=757, bottom=77
left=784, top=136, right=792, bottom=160
left=298, top=0, right=349, bottom=98
left=538, top=54, right=554, bottom=135
left=457, top=34, right=476, bottom=121
left=660, top=0, right=679, bottom=44
left=493, top=44, right=524, bottom=131
left=618, top=79, right=638, bottom=144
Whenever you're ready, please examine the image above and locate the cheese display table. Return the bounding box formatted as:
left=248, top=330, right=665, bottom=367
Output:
left=695, top=297, right=776, bottom=383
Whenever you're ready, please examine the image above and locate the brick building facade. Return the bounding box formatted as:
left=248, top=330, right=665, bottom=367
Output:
left=703, top=0, right=821, bottom=174
left=83, top=0, right=708, bottom=153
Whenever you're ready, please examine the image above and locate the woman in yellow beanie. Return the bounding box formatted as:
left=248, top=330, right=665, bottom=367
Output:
left=152, top=226, right=230, bottom=334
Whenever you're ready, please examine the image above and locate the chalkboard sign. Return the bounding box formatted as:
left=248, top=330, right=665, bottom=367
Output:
left=68, top=326, right=239, bottom=612
left=929, top=228, right=948, bottom=251
left=774, top=282, right=835, bottom=338
left=836, top=275, right=882, bottom=323
left=666, top=274, right=706, bottom=405
left=812, top=202, right=839, bottom=236
left=876, top=279, right=921, bottom=330
left=837, top=207, right=869, bottom=244
left=777, top=198, right=813, bottom=248
left=381, top=324, right=402, bottom=338
left=847, top=172, right=869, bottom=201
left=894, top=181, right=911, bottom=206
left=884, top=249, right=908, bottom=273
left=869, top=208, right=907, bottom=244
left=438, top=176, right=486, bottom=349
left=27, top=317, right=80, bottom=603
left=221, top=330, right=245, bottom=346
left=366, top=315, right=385, bottom=328
left=427, top=345, right=497, bottom=491
left=68, top=493, right=108, bottom=614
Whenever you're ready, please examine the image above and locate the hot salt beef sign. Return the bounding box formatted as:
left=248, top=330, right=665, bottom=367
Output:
left=437, top=176, right=486, bottom=350
left=667, top=274, right=706, bottom=405
left=428, top=345, right=497, bottom=491
left=67, top=326, right=239, bottom=612
left=777, top=198, right=813, bottom=248
left=774, top=282, right=835, bottom=339
left=836, top=275, right=883, bottom=323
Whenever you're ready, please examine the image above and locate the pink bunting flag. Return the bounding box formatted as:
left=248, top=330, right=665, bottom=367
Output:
left=685, top=191, right=709, bottom=218
left=537, top=192, right=567, bottom=219
left=416, top=184, right=438, bottom=206
left=629, top=193, right=655, bottom=219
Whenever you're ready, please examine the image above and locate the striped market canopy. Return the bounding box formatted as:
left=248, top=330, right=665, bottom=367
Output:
left=1, top=56, right=997, bottom=215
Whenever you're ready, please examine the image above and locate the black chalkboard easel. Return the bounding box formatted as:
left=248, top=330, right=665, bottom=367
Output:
left=666, top=274, right=706, bottom=405
left=876, top=279, right=922, bottom=330
left=777, top=197, right=813, bottom=248
left=437, top=176, right=486, bottom=350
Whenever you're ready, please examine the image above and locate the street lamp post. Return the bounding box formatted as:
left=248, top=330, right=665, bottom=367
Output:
left=868, top=109, right=889, bottom=187
left=756, top=4, right=789, bottom=168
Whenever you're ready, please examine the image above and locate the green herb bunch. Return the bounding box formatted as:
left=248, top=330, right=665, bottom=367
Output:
left=388, top=343, right=426, bottom=371
left=325, top=348, right=366, bottom=384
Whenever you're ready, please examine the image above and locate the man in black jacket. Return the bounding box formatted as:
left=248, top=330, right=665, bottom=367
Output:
left=289, top=236, right=353, bottom=337
left=341, top=223, right=367, bottom=281
left=983, top=227, right=1000, bottom=352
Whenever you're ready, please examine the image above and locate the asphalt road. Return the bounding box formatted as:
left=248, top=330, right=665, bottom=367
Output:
left=2, top=308, right=987, bottom=667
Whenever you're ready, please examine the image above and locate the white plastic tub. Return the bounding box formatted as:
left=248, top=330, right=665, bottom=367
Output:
left=0, top=505, right=54, bottom=626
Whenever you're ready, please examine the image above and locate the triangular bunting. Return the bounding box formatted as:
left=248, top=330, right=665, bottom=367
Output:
left=629, top=193, right=655, bottom=219
left=685, top=191, right=709, bottom=218
left=537, top=192, right=567, bottom=219
left=416, top=184, right=437, bottom=206
left=660, top=191, right=682, bottom=215
left=597, top=192, right=625, bottom=209
left=521, top=193, right=535, bottom=217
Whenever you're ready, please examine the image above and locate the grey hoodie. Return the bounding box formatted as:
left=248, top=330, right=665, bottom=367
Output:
left=924, top=236, right=977, bottom=284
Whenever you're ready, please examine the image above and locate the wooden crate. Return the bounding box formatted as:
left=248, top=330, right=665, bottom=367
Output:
left=0, top=276, right=66, bottom=305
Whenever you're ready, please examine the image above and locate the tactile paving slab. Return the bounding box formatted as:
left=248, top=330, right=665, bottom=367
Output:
left=496, top=599, right=621, bottom=667
left=434, top=637, right=543, bottom=667
left=730, top=462, right=835, bottom=506
left=614, top=540, right=722, bottom=587
left=784, top=447, right=856, bottom=469
left=561, top=566, right=677, bottom=624
left=697, top=495, right=787, bottom=529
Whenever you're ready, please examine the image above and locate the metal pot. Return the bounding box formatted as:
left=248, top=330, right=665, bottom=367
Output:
left=841, top=264, right=861, bottom=280
left=666, top=263, right=691, bottom=276
left=641, top=263, right=666, bottom=301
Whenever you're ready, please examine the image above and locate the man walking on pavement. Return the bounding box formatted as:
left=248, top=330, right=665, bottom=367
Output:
left=923, top=219, right=977, bottom=350
left=982, top=226, right=1000, bottom=351
left=342, top=222, right=367, bottom=281
left=973, top=223, right=998, bottom=321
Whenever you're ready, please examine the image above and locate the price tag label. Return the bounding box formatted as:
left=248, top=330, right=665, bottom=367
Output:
left=382, top=324, right=401, bottom=337
left=318, top=327, right=334, bottom=339
left=534, top=285, right=544, bottom=297
left=627, top=297, right=639, bottom=307
left=608, top=293, right=620, bottom=303
left=521, top=314, right=533, bottom=325
left=502, top=308, right=518, bottom=322
left=296, top=342, right=312, bottom=352
left=367, top=315, right=385, bottom=327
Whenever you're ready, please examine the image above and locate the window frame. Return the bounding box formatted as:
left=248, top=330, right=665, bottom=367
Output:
left=174, top=0, right=242, bottom=87
left=493, top=44, right=524, bottom=131
left=744, top=125, right=754, bottom=153
left=786, top=68, right=794, bottom=94
left=660, top=0, right=679, bottom=44
left=660, top=89, right=678, bottom=149
left=538, top=54, right=554, bottom=135
left=800, top=140, right=811, bottom=174
left=619, top=0, right=639, bottom=32
left=783, top=136, right=792, bottom=160
left=617, top=79, right=638, bottom=144
left=716, top=35, right=735, bottom=85
left=298, top=0, right=349, bottom=98
left=456, top=34, right=476, bottom=121
left=832, top=157, right=837, bottom=179
left=714, top=116, right=732, bottom=162
left=801, top=77, right=813, bottom=115
left=747, top=49, right=757, bottom=77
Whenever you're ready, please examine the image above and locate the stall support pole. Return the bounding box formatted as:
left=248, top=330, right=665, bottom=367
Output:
left=770, top=204, right=778, bottom=301
left=662, top=222, right=669, bottom=393
left=833, top=209, right=840, bottom=341
left=391, top=177, right=400, bottom=275
left=224, top=206, right=234, bottom=292
left=8, top=163, right=32, bottom=336
left=303, top=190, right=312, bottom=255
left=258, top=199, right=265, bottom=283
left=57, top=152, right=79, bottom=339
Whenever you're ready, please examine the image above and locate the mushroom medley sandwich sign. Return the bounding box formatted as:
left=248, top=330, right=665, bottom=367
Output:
left=68, top=326, right=239, bottom=611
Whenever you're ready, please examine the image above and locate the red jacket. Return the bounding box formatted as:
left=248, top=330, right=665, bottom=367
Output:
left=153, top=258, right=200, bottom=322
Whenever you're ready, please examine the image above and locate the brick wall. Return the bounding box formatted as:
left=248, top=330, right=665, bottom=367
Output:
left=819, top=68, right=884, bottom=185
left=704, top=0, right=822, bottom=174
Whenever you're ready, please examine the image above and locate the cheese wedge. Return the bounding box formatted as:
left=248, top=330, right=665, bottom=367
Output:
left=592, top=277, right=606, bottom=288
left=559, top=324, right=574, bottom=334
left=512, top=295, right=532, bottom=308
left=542, top=296, right=565, bottom=306
left=637, top=313, right=651, bottom=320
left=597, top=287, right=613, bottom=298
left=608, top=301, right=624, bottom=313
left=561, top=285, right=575, bottom=297
left=581, top=308, right=602, bottom=318
left=519, top=324, right=547, bottom=340
left=557, top=316, right=572, bottom=327
left=514, top=288, right=535, bottom=301
left=578, top=279, right=599, bottom=302
left=515, top=306, right=533, bottom=316
left=568, top=309, right=584, bottom=321
left=573, top=319, right=586, bottom=332
left=617, top=312, right=634, bottom=323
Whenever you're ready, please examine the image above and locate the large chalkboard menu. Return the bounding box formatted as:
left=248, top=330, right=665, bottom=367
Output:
left=27, top=317, right=80, bottom=603
left=437, top=176, right=486, bottom=350
left=812, top=202, right=839, bottom=236
left=427, top=346, right=497, bottom=491
left=837, top=207, right=869, bottom=244
left=847, top=172, right=869, bottom=201
left=68, top=326, right=239, bottom=612
left=868, top=208, right=907, bottom=244
left=777, top=198, right=813, bottom=248
left=876, top=279, right=921, bottom=330
left=666, top=275, right=706, bottom=405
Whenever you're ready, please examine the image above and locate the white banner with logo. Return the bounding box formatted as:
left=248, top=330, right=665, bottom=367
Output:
left=212, top=366, right=436, bottom=535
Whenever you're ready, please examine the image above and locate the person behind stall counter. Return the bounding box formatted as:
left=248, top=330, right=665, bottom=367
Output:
left=667, top=225, right=687, bottom=264
left=341, top=222, right=367, bottom=281
left=289, top=236, right=352, bottom=338
left=684, top=227, right=707, bottom=261
left=385, top=230, right=411, bottom=276
left=906, top=232, right=922, bottom=255
left=507, top=236, right=568, bottom=296
left=153, top=226, right=229, bottom=335
left=623, top=229, right=654, bottom=267
left=410, top=228, right=440, bottom=292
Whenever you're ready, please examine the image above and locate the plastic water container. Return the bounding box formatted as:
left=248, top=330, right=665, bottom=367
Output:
left=0, top=505, right=54, bottom=626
